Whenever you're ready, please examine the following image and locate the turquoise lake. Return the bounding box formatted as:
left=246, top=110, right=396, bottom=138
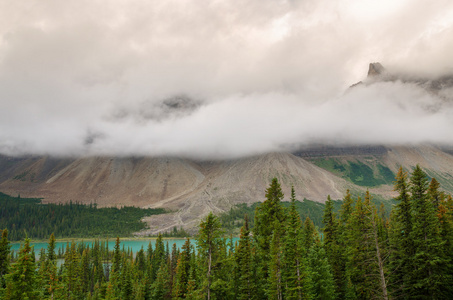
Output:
left=10, top=237, right=239, bottom=256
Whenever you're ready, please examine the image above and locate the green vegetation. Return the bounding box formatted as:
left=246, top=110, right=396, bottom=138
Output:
left=0, top=168, right=452, bottom=299
left=219, top=195, right=394, bottom=234
left=311, top=158, right=395, bottom=187
left=0, top=192, right=165, bottom=241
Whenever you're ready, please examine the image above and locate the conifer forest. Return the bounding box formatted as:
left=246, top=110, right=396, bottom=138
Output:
left=1, top=165, right=453, bottom=299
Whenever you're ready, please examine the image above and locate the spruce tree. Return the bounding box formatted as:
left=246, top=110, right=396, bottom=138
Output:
left=196, top=212, right=222, bottom=300
left=308, top=243, right=336, bottom=300
left=302, top=217, right=317, bottom=254
left=42, top=233, right=61, bottom=299
left=254, top=177, right=286, bottom=295
left=173, top=238, right=192, bottom=299
left=322, top=195, right=344, bottom=298
left=345, top=196, right=376, bottom=299
left=235, top=215, right=256, bottom=300
left=408, top=165, right=450, bottom=299
left=268, top=221, right=284, bottom=300
left=388, top=166, right=413, bottom=298
left=0, top=229, right=10, bottom=291
left=283, top=187, right=311, bottom=300
left=254, top=177, right=286, bottom=253
left=4, top=238, right=39, bottom=300
left=150, top=262, right=171, bottom=299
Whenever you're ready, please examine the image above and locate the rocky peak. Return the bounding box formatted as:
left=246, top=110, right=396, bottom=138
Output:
left=367, top=62, right=385, bottom=77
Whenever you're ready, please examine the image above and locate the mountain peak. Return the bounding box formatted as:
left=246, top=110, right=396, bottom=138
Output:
left=367, top=62, right=385, bottom=77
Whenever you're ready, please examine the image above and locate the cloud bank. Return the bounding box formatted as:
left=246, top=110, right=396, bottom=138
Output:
left=0, top=0, right=453, bottom=159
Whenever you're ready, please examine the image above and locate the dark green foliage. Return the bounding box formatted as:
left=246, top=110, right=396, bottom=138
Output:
left=235, top=215, right=256, bottom=300
left=283, top=188, right=311, bottom=300
left=0, top=192, right=165, bottom=241
left=322, top=195, right=346, bottom=298
left=407, top=165, right=450, bottom=299
left=254, top=178, right=286, bottom=296
left=308, top=243, right=336, bottom=300
left=0, top=229, right=10, bottom=289
left=220, top=199, right=342, bottom=233
left=311, top=158, right=395, bottom=187
left=196, top=212, right=223, bottom=299
left=4, top=238, right=39, bottom=299
left=378, top=164, right=396, bottom=184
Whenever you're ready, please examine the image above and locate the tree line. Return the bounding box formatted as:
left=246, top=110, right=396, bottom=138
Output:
left=0, top=164, right=452, bottom=299
left=0, top=193, right=165, bottom=241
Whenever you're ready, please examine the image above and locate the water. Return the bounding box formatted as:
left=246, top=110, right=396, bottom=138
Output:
left=10, top=237, right=239, bottom=257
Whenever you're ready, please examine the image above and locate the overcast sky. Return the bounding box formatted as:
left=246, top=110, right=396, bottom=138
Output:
left=1, top=0, right=453, bottom=159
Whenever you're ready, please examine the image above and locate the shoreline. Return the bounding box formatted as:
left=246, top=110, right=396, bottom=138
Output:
left=10, top=236, right=191, bottom=244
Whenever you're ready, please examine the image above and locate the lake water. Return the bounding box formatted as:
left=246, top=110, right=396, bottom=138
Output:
left=10, top=237, right=239, bottom=256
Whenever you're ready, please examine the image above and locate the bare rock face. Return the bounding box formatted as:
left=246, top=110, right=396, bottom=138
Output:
left=367, top=62, right=385, bottom=77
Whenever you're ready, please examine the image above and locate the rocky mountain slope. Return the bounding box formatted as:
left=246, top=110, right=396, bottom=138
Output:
left=1, top=144, right=453, bottom=234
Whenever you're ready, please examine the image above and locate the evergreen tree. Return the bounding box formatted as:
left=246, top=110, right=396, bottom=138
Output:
left=408, top=165, right=450, bottom=299
left=109, top=236, right=122, bottom=298
left=63, top=242, right=83, bottom=299
left=42, top=233, right=62, bottom=299
left=173, top=239, right=192, bottom=299
left=196, top=212, right=223, bottom=300
left=80, top=248, right=92, bottom=295
left=283, top=187, right=311, bottom=300
left=268, top=221, right=284, bottom=300
left=388, top=166, right=413, bottom=298
left=150, top=262, right=171, bottom=299
left=254, top=177, right=285, bottom=294
left=302, top=217, right=317, bottom=253
left=0, top=229, right=10, bottom=290
left=308, top=243, right=336, bottom=300
left=339, top=190, right=354, bottom=226
left=235, top=215, right=256, bottom=300
left=322, top=195, right=344, bottom=298
left=4, top=238, right=39, bottom=300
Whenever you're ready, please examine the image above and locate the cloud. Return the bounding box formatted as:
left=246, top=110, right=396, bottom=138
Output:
left=0, top=0, right=453, bottom=159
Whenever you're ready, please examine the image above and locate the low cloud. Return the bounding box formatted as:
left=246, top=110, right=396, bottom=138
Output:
left=0, top=0, right=453, bottom=159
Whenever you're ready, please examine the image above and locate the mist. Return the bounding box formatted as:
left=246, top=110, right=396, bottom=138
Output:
left=1, top=0, right=453, bottom=159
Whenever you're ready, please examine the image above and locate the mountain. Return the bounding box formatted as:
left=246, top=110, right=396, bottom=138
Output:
left=2, top=63, right=453, bottom=234
left=2, top=144, right=453, bottom=234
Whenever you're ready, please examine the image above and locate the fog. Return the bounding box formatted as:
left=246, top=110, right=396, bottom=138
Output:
left=1, top=0, right=453, bottom=159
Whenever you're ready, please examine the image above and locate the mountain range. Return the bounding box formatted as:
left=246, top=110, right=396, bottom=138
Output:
left=1, top=63, right=453, bottom=234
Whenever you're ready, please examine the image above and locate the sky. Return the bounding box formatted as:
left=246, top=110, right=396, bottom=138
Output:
left=0, top=0, right=453, bottom=159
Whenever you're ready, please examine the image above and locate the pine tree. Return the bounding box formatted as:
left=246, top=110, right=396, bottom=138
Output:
left=4, top=238, right=39, bottom=300
left=308, top=243, right=336, bottom=300
left=283, top=187, right=311, bottom=300
left=150, top=262, right=171, bottom=299
left=42, top=233, right=62, bottom=299
left=302, top=217, right=317, bottom=254
left=80, top=248, right=92, bottom=295
left=427, top=177, right=443, bottom=210
left=92, top=239, right=105, bottom=287
left=173, top=238, right=192, bottom=299
left=254, top=177, right=286, bottom=294
left=109, top=236, right=122, bottom=298
left=408, top=165, right=450, bottom=299
left=268, top=221, right=284, bottom=300
left=322, top=195, right=344, bottom=298
left=235, top=215, right=256, bottom=300
left=196, top=212, right=222, bottom=300
left=388, top=166, right=413, bottom=298
left=63, top=242, right=83, bottom=299
left=0, top=229, right=10, bottom=290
